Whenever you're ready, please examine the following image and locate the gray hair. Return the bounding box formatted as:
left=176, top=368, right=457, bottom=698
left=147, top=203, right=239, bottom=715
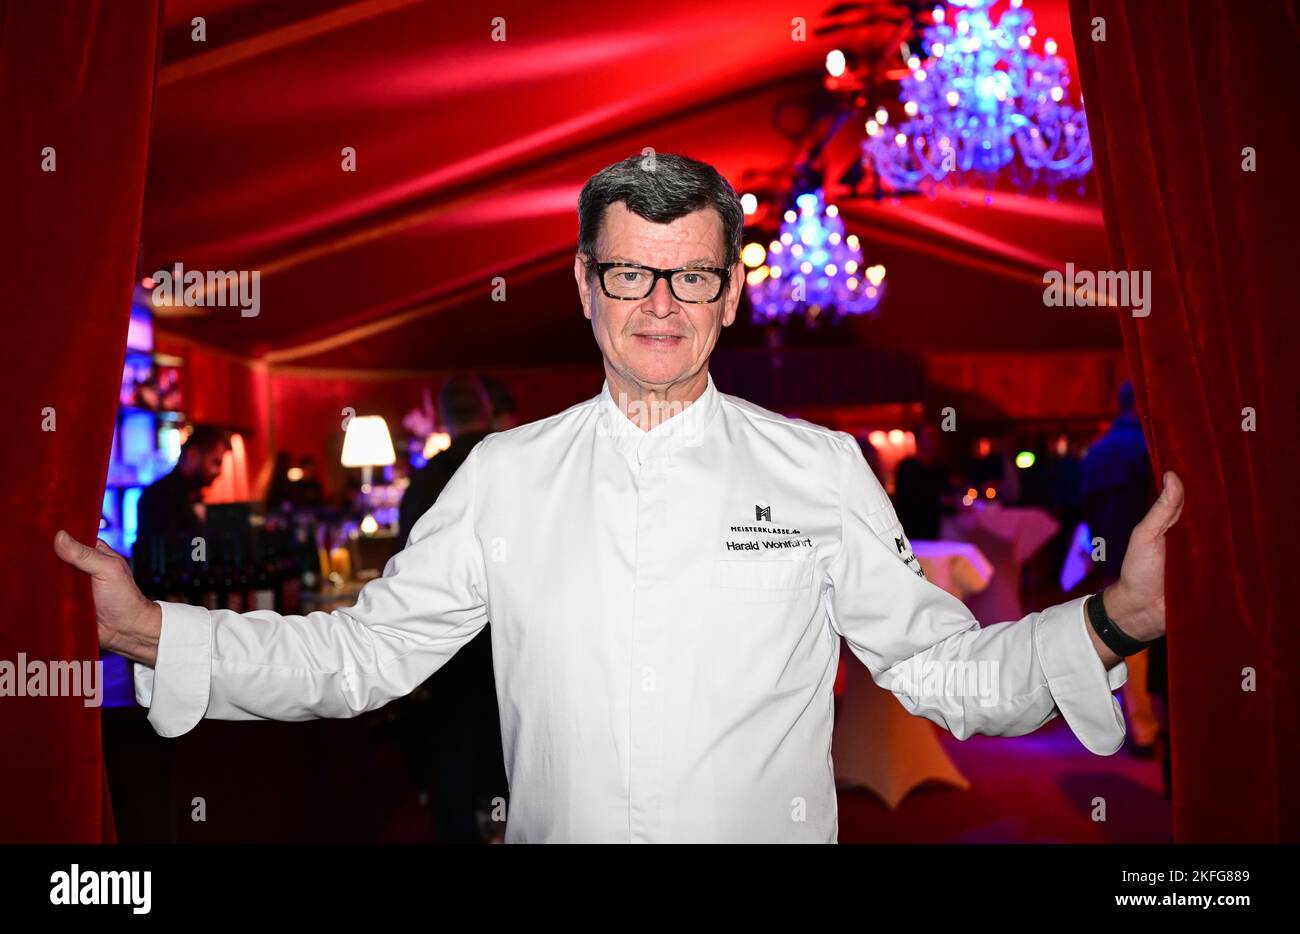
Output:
left=577, top=153, right=744, bottom=272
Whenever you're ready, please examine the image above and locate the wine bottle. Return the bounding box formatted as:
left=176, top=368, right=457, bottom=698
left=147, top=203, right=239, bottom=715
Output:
left=212, top=554, right=229, bottom=610
left=163, top=536, right=188, bottom=603
left=222, top=535, right=245, bottom=613
left=198, top=556, right=219, bottom=611
left=139, top=537, right=164, bottom=600
left=250, top=528, right=276, bottom=611
left=232, top=534, right=251, bottom=613
left=185, top=551, right=204, bottom=605
left=276, top=529, right=302, bottom=615
left=296, top=519, right=322, bottom=593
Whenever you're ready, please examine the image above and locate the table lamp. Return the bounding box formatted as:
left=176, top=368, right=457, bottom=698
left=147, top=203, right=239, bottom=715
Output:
left=341, top=415, right=396, bottom=494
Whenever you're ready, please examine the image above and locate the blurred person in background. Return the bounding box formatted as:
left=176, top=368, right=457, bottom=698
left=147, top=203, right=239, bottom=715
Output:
left=399, top=375, right=494, bottom=547
left=1083, top=381, right=1165, bottom=781
left=857, top=436, right=884, bottom=488
left=395, top=374, right=507, bottom=842
left=893, top=423, right=951, bottom=540
left=134, top=425, right=229, bottom=563
left=1051, top=438, right=1087, bottom=537
left=265, top=451, right=295, bottom=513
left=481, top=374, right=520, bottom=432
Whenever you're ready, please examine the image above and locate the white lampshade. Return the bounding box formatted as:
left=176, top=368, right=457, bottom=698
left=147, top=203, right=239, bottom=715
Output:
left=341, top=415, right=396, bottom=467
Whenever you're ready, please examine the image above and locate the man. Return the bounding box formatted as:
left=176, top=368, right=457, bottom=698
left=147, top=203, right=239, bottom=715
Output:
left=480, top=374, right=520, bottom=432
left=893, top=424, right=950, bottom=540
left=1082, top=382, right=1165, bottom=771
left=264, top=451, right=295, bottom=514
left=133, top=424, right=229, bottom=563
left=58, top=153, right=1184, bottom=843
left=398, top=375, right=494, bottom=550
left=396, top=373, right=507, bottom=842
left=1083, top=382, right=1154, bottom=580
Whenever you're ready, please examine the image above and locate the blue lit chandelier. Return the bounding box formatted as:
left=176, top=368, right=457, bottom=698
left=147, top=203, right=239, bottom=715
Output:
left=861, top=0, right=1092, bottom=197
left=744, top=189, right=886, bottom=325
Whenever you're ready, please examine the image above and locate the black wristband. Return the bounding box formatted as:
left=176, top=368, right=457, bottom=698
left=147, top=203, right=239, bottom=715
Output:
left=1086, top=591, right=1152, bottom=657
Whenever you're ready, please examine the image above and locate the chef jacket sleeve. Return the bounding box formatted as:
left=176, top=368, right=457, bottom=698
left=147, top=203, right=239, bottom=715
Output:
left=133, top=441, right=491, bottom=737
left=824, top=434, right=1129, bottom=754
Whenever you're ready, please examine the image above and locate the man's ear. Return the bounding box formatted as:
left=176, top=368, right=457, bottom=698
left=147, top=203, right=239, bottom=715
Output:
left=575, top=254, right=593, bottom=321
left=721, top=259, right=744, bottom=328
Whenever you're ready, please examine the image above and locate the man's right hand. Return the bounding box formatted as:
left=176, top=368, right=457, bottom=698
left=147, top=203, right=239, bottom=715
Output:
left=54, top=530, right=162, bottom=666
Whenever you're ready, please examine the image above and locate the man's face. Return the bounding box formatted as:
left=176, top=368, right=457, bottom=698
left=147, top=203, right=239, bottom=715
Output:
left=186, top=445, right=228, bottom=488
left=575, top=202, right=743, bottom=395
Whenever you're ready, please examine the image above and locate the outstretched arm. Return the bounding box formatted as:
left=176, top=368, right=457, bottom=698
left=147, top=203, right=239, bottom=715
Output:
left=825, top=435, right=1182, bottom=754
left=56, top=442, right=492, bottom=737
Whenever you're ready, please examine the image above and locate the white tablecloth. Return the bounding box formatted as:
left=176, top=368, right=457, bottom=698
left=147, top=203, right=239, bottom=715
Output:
left=911, top=539, right=995, bottom=598
left=831, top=540, right=993, bottom=809
left=940, top=504, right=1059, bottom=624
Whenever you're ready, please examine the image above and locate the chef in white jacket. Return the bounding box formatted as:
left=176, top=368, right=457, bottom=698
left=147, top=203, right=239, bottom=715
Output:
left=57, top=152, right=1184, bottom=843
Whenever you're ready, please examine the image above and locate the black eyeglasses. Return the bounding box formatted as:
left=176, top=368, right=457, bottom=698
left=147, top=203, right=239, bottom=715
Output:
left=586, top=259, right=730, bottom=304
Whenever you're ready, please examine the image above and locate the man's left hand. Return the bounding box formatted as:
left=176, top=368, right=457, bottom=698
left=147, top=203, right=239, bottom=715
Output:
left=1102, top=470, right=1186, bottom=643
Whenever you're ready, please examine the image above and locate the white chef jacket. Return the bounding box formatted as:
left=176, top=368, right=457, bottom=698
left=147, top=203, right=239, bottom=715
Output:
left=135, top=373, right=1127, bottom=843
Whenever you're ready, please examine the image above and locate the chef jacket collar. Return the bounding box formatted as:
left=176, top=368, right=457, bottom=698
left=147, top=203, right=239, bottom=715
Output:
left=597, top=371, right=721, bottom=465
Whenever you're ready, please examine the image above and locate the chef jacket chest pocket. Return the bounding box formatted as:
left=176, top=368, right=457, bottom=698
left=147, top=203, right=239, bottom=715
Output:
left=711, top=556, right=814, bottom=603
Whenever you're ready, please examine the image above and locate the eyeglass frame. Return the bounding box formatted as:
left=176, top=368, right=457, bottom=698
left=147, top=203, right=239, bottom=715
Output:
left=583, top=258, right=732, bottom=304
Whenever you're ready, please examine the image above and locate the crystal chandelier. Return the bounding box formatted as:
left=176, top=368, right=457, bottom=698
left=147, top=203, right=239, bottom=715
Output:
left=861, top=0, right=1092, bottom=198
left=744, top=189, right=886, bottom=325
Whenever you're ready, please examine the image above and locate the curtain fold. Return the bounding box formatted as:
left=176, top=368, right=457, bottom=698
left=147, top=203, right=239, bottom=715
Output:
left=1069, top=0, right=1300, bottom=841
left=0, top=0, right=163, bottom=841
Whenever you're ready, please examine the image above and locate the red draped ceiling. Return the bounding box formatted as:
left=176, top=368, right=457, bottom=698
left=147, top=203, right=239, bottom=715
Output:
left=0, top=0, right=163, bottom=842
left=1071, top=0, right=1300, bottom=842
left=137, top=0, right=1126, bottom=509
left=141, top=0, right=1116, bottom=372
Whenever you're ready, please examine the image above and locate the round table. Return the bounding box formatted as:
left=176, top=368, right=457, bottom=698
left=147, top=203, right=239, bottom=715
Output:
left=941, top=504, right=1059, bottom=623
left=831, top=540, right=993, bottom=809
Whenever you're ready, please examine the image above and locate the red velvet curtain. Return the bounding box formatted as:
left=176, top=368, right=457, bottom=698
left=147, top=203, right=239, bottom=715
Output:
left=1070, top=0, right=1300, bottom=842
left=0, top=0, right=162, bottom=841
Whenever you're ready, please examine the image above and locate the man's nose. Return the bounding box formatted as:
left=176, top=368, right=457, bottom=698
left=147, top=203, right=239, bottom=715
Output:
left=644, top=276, right=677, bottom=316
